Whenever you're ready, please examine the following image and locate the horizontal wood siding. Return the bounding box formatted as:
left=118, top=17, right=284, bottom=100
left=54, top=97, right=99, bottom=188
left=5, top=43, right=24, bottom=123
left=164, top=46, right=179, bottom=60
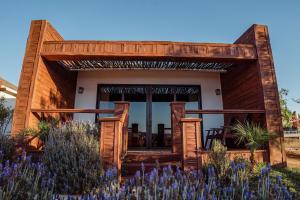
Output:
left=12, top=21, right=45, bottom=135
left=12, top=20, right=77, bottom=134
left=221, top=25, right=285, bottom=165
left=181, top=119, right=201, bottom=170
left=170, top=102, right=185, bottom=154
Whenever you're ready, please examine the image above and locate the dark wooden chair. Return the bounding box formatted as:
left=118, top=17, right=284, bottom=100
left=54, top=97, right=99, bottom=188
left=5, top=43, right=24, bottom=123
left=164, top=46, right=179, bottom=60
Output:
left=157, top=124, right=165, bottom=147
left=130, top=123, right=139, bottom=147
left=204, top=127, right=225, bottom=149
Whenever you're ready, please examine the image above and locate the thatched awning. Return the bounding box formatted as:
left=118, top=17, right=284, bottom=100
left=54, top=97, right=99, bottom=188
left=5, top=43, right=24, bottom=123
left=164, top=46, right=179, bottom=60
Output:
left=100, top=85, right=200, bottom=95
left=57, top=59, right=233, bottom=72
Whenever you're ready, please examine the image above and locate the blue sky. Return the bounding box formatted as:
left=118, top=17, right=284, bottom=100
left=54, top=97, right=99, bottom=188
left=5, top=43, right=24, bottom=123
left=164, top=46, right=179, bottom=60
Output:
left=0, top=0, right=299, bottom=112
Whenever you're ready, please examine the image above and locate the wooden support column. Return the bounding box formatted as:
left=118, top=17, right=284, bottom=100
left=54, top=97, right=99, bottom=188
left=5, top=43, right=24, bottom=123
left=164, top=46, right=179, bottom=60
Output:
left=99, top=102, right=129, bottom=179
left=253, top=25, right=286, bottom=166
left=99, top=117, right=121, bottom=167
left=181, top=118, right=202, bottom=171
left=231, top=24, right=286, bottom=166
left=114, top=102, right=130, bottom=155
left=170, top=102, right=185, bottom=154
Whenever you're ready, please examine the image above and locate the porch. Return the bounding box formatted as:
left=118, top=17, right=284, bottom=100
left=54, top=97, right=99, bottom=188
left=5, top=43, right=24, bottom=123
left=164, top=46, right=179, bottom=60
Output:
left=31, top=101, right=268, bottom=176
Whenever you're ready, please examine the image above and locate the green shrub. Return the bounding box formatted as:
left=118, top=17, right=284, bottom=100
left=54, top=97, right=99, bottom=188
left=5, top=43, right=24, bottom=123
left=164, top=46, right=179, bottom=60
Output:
left=207, top=140, right=230, bottom=180
left=0, top=97, right=13, bottom=135
left=42, top=121, right=102, bottom=194
left=0, top=133, right=15, bottom=162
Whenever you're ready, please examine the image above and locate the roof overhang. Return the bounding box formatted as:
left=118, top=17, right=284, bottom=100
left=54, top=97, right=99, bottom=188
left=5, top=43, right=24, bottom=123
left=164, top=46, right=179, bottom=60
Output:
left=41, top=40, right=257, bottom=72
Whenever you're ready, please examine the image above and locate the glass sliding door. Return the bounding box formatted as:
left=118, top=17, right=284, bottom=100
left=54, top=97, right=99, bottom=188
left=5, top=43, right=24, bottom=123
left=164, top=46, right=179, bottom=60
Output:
left=151, top=88, right=174, bottom=148
left=97, top=84, right=201, bottom=150
left=124, top=86, right=147, bottom=149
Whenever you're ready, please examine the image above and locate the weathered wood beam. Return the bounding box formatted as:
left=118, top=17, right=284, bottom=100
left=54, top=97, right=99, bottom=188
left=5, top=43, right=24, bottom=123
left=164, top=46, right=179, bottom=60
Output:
left=185, top=109, right=265, bottom=114
left=41, top=41, right=257, bottom=62
left=31, top=108, right=114, bottom=114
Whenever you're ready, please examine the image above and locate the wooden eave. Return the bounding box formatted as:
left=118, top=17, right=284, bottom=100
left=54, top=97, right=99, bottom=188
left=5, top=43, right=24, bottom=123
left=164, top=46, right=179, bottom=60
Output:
left=41, top=40, right=257, bottom=62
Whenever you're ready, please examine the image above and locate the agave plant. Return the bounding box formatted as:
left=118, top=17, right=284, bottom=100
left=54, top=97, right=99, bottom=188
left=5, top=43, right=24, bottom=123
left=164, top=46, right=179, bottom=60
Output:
left=232, top=121, right=274, bottom=168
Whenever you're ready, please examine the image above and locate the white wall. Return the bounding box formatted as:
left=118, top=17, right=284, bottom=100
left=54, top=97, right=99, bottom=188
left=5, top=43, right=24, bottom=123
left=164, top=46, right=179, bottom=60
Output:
left=74, top=70, right=224, bottom=141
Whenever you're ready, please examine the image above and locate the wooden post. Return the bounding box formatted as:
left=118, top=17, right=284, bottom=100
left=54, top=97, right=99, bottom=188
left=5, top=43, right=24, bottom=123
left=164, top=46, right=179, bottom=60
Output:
left=114, top=102, right=130, bottom=156
left=170, top=102, right=185, bottom=154
left=229, top=24, right=286, bottom=166
left=181, top=118, right=202, bottom=171
left=99, top=117, right=121, bottom=167
left=99, top=102, right=129, bottom=180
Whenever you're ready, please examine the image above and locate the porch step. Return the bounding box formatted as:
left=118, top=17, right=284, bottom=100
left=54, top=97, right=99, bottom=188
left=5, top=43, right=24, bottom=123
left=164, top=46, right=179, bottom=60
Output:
left=122, top=150, right=181, bottom=177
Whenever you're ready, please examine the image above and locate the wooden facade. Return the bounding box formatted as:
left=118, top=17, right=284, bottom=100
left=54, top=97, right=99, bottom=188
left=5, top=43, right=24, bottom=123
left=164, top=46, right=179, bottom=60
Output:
left=12, top=20, right=286, bottom=172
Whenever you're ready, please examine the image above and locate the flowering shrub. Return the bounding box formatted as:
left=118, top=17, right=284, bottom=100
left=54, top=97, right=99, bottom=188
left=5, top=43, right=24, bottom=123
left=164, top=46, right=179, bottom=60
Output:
left=42, top=121, right=102, bottom=194
left=0, top=150, right=294, bottom=199
left=0, top=151, right=54, bottom=200
left=57, top=163, right=293, bottom=200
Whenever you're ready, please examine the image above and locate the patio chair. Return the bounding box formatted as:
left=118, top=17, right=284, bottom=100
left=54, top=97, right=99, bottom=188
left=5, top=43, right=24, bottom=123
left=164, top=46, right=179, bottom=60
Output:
left=204, top=127, right=225, bottom=149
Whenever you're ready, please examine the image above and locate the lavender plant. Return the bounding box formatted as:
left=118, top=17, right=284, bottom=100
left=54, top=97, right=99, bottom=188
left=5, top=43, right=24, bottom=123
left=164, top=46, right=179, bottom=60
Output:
left=58, top=162, right=293, bottom=200
left=42, top=121, right=102, bottom=194
left=0, top=151, right=55, bottom=200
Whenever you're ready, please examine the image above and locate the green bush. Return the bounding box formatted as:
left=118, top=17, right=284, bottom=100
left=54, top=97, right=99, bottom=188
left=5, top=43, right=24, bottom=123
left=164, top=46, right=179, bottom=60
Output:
left=207, top=140, right=230, bottom=180
left=42, top=121, right=102, bottom=194
left=0, top=97, right=13, bottom=135
left=0, top=133, right=15, bottom=162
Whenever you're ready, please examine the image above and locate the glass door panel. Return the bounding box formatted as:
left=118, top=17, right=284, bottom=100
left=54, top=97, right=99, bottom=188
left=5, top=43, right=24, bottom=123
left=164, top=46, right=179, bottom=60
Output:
left=124, top=89, right=147, bottom=149
left=98, top=90, right=122, bottom=118
left=151, top=92, right=174, bottom=148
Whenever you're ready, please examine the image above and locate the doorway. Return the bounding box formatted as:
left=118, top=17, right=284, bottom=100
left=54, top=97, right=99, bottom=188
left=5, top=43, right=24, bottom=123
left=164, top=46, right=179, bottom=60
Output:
left=96, top=84, right=201, bottom=150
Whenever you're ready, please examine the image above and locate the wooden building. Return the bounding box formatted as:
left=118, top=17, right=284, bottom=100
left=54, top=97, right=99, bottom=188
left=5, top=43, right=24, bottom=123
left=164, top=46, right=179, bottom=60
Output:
left=11, top=20, right=286, bottom=173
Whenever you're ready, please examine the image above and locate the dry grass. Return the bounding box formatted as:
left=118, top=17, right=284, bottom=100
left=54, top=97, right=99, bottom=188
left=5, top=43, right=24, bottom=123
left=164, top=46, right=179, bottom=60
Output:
left=284, top=138, right=300, bottom=169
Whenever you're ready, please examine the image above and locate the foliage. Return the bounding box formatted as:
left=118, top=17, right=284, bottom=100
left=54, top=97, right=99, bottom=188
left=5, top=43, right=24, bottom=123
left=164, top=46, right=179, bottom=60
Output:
left=0, top=97, right=13, bottom=134
left=42, top=121, right=102, bottom=194
left=280, top=88, right=293, bottom=129
left=207, top=140, right=230, bottom=180
left=54, top=163, right=293, bottom=200
left=0, top=132, right=15, bottom=161
left=60, top=120, right=99, bottom=139
left=232, top=121, right=274, bottom=166
left=0, top=151, right=54, bottom=200
left=270, top=167, right=300, bottom=197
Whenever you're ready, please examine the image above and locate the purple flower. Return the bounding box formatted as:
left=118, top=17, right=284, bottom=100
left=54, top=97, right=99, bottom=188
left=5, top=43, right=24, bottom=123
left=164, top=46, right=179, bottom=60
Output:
left=141, top=162, right=145, bottom=172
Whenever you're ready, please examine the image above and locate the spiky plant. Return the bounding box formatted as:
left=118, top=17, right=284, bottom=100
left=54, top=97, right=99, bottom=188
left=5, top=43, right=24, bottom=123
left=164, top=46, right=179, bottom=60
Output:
left=232, top=121, right=274, bottom=168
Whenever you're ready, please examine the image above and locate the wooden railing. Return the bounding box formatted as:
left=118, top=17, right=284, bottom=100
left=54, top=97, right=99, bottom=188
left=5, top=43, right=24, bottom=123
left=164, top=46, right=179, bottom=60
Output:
left=98, top=102, right=129, bottom=179
left=171, top=102, right=266, bottom=171
left=31, top=108, right=114, bottom=113
left=31, top=108, right=114, bottom=121
left=186, top=109, right=265, bottom=114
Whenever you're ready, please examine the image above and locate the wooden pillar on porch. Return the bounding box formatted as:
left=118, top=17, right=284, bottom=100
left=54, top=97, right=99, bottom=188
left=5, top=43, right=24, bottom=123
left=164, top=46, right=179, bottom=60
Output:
left=181, top=118, right=202, bottom=171
left=99, top=102, right=129, bottom=179
left=114, top=102, right=130, bottom=155
left=170, top=102, right=185, bottom=154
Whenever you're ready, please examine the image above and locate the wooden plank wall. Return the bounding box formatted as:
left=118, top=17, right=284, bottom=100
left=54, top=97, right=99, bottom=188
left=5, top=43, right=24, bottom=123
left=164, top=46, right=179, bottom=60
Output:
left=170, top=102, right=185, bottom=154
left=11, top=20, right=77, bottom=135
left=221, top=25, right=286, bottom=165
left=181, top=119, right=202, bottom=170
